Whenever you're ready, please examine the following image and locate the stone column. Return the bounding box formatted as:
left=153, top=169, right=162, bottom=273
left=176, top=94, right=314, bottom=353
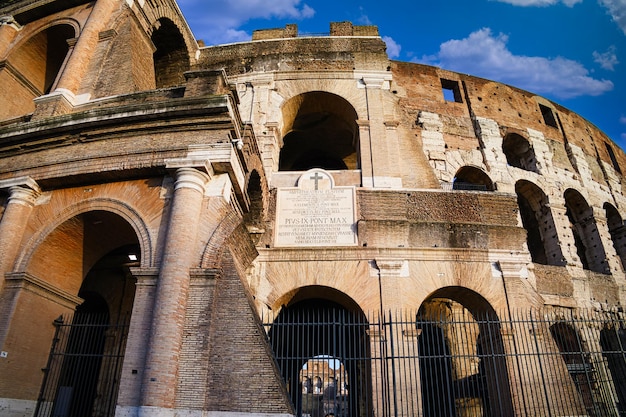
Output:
left=53, top=0, right=117, bottom=97
left=140, top=167, right=210, bottom=413
left=0, top=177, right=40, bottom=290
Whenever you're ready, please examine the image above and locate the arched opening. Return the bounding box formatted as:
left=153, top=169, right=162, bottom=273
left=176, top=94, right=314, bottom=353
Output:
left=515, top=180, right=564, bottom=265
left=604, top=203, right=626, bottom=271
left=452, top=166, right=494, bottom=191
left=564, top=189, right=609, bottom=274
left=599, top=323, right=626, bottom=415
left=549, top=322, right=611, bottom=416
left=0, top=23, right=75, bottom=119
left=151, top=18, right=189, bottom=89
left=30, top=211, right=141, bottom=417
left=279, top=92, right=359, bottom=171
left=416, top=287, right=513, bottom=417
left=503, top=133, right=539, bottom=173
left=267, top=287, right=370, bottom=417
left=243, top=170, right=265, bottom=240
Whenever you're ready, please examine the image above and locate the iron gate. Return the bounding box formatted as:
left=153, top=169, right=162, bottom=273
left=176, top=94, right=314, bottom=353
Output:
left=263, top=308, right=626, bottom=417
left=34, top=313, right=129, bottom=417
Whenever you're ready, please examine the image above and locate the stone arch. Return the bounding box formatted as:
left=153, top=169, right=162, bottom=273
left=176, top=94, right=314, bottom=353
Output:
left=17, top=198, right=152, bottom=274
left=279, top=91, right=360, bottom=171
left=243, top=169, right=266, bottom=235
left=604, top=202, right=626, bottom=271
left=151, top=17, right=190, bottom=88
left=268, top=286, right=371, bottom=417
left=15, top=206, right=143, bottom=416
left=515, top=180, right=564, bottom=265
left=549, top=322, right=597, bottom=414
left=563, top=189, right=609, bottom=274
left=453, top=166, right=494, bottom=191
left=503, top=132, right=539, bottom=173
left=0, top=20, right=78, bottom=119
left=417, top=286, right=513, bottom=417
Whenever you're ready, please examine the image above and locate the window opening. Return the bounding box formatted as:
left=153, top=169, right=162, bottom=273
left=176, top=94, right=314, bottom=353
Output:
left=441, top=79, right=463, bottom=103
left=539, top=104, right=557, bottom=128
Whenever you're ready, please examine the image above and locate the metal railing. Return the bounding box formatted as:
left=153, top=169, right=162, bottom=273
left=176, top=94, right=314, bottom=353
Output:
left=263, top=308, right=626, bottom=417
left=34, top=313, right=129, bottom=417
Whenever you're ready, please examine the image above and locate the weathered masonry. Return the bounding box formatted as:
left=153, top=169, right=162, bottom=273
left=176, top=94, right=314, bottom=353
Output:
left=0, top=1, right=625, bottom=417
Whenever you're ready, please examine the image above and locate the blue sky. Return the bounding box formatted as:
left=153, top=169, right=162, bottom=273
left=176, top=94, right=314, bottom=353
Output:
left=177, top=0, right=626, bottom=149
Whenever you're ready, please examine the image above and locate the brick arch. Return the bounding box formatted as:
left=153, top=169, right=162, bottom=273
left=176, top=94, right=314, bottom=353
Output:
left=16, top=198, right=153, bottom=273
left=0, top=18, right=80, bottom=119
left=144, top=6, right=197, bottom=66
left=279, top=91, right=360, bottom=171
left=1, top=17, right=81, bottom=61
left=200, top=208, right=247, bottom=269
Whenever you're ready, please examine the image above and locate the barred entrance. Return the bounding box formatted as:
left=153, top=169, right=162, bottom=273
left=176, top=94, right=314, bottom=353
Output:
left=264, top=307, right=626, bottom=417
left=266, top=300, right=372, bottom=417
left=33, top=312, right=129, bottom=417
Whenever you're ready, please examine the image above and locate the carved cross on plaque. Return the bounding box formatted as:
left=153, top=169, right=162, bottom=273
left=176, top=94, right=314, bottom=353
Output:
left=310, top=172, right=324, bottom=190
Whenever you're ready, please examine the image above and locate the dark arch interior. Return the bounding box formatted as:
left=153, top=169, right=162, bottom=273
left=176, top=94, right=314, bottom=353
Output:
left=453, top=166, right=494, bottom=191
left=152, top=18, right=189, bottom=88
left=604, top=203, right=626, bottom=271
left=515, top=180, right=565, bottom=266
left=42, top=212, right=140, bottom=417
left=564, top=189, right=608, bottom=274
left=269, top=292, right=370, bottom=417
left=279, top=92, right=359, bottom=171
left=503, top=133, right=539, bottom=173
left=416, top=288, right=512, bottom=417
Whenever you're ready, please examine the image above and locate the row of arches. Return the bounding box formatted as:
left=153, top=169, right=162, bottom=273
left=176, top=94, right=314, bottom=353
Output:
left=516, top=180, right=626, bottom=273
left=265, top=286, right=626, bottom=417
left=448, top=164, right=625, bottom=274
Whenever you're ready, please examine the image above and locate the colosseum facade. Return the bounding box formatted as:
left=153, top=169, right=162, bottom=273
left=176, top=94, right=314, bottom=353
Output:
left=0, top=1, right=625, bottom=417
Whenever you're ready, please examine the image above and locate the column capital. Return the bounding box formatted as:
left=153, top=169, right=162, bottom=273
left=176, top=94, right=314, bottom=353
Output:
left=0, top=176, right=41, bottom=206
left=0, top=15, right=22, bottom=31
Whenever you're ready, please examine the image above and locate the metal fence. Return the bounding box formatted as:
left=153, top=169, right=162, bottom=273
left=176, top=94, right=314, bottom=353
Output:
left=263, top=307, right=626, bottom=417
left=34, top=313, right=129, bottom=417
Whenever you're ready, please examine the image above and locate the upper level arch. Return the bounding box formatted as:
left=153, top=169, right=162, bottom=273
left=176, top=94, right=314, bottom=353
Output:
left=564, top=189, right=609, bottom=274
left=515, top=180, right=564, bottom=266
left=604, top=202, right=626, bottom=270
left=151, top=17, right=190, bottom=89
left=279, top=91, right=359, bottom=171
left=0, top=20, right=77, bottom=120
left=503, top=132, right=539, bottom=173
left=452, top=166, right=494, bottom=191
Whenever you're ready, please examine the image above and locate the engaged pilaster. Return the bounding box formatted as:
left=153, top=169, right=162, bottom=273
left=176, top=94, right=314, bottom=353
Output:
left=140, top=166, right=210, bottom=410
left=0, top=177, right=40, bottom=289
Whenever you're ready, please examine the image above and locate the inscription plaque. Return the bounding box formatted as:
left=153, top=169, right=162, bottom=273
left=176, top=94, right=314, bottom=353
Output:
left=275, top=169, right=357, bottom=247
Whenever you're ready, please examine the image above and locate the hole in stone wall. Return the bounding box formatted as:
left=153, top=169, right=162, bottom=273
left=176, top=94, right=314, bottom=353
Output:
left=441, top=79, right=462, bottom=103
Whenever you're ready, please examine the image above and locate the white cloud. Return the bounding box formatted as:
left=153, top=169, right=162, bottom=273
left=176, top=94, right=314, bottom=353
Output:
left=620, top=116, right=626, bottom=124
left=383, top=36, right=401, bottom=59
left=599, top=0, right=626, bottom=35
left=417, top=28, right=614, bottom=100
left=492, top=0, right=582, bottom=6
left=178, top=0, right=315, bottom=45
left=593, top=46, right=619, bottom=70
